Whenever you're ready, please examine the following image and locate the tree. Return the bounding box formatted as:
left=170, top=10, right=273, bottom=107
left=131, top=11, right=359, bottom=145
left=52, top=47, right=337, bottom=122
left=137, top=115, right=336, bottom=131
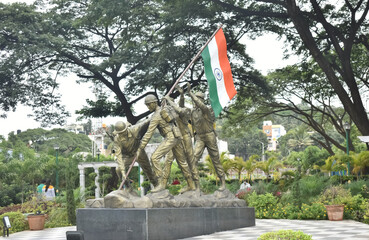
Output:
left=1, top=0, right=257, bottom=125
left=212, top=0, right=369, bottom=137
left=14, top=128, right=91, bottom=156
left=220, top=121, right=268, bottom=160
left=0, top=3, right=69, bottom=125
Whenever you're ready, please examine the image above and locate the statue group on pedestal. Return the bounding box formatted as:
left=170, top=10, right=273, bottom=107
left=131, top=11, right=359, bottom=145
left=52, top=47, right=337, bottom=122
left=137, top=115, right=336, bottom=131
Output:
left=113, top=84, right=226, bottom=194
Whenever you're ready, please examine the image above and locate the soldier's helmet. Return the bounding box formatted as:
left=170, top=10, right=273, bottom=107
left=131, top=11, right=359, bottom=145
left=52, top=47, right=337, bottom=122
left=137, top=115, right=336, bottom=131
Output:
left=144, top=94, right=158, bottom=104
left=195, top=92, right=205, bottom=99
left=113, top=121, right=127, bottom=134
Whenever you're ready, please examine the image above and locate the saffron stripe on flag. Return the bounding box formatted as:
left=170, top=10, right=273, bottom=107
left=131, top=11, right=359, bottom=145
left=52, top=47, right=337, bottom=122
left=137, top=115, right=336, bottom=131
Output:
left=214, top=28, right=237, bottom=100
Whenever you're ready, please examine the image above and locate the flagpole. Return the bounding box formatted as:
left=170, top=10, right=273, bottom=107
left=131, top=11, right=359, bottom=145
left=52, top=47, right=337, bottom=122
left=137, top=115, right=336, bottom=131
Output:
left=166, top=24, right=223, bottom=97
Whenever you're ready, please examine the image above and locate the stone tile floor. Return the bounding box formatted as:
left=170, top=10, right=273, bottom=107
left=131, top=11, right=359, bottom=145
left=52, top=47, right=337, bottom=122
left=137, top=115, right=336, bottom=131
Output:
left=1, top=219, right=369, bottom=240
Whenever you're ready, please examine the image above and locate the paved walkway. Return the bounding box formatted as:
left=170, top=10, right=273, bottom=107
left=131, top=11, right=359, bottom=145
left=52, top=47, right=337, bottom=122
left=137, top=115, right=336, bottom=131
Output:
left=1, top=219, right=369, bottom=239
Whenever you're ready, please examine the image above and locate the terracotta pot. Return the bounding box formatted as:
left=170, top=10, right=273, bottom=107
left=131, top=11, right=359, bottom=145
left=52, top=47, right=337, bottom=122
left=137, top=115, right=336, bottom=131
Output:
left=27, top=214, right=46, bottom=230
left=325, top=205, right=344, bottom=221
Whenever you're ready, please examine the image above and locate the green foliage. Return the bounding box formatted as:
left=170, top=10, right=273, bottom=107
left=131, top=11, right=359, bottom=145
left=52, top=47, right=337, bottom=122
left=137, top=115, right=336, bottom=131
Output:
left=344, top=180, right=369, bottom=196
left=317, top=185, right=352, bottom=205
left=291, top=176, right=330, bottom=205
left=0, top=212, right=28, bottom=233
left=66, top=159, right=76, bottom=225
left=225, top=180, right=240, bottom=194
left=98, top=166, right=113, bottom=197
left=246, top=192, right=278, bottom=218
left=251, top=181, right=279, bottom=195
left=220, top=124, right=268, bottom=161
left=15, top=128, right=92, bottom=156
left=44, top=207, right=71, bottom=228
left=258, top=230, right=312, bottom=240
left=342, top=194, right=368, bottom=222
left=200, top=177, right=217, bottom=194
left=299, top=203, right=327, bottom=220
left=167, top=184, right=181, bottom=196
left=22, top=195, right=56, bottom=215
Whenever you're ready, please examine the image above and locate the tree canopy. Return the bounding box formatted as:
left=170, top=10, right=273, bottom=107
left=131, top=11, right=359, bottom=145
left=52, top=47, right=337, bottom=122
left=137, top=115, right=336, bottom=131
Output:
left=0, top=0, right=264, bottom=125
left=212, top=0, right=369, bottom=136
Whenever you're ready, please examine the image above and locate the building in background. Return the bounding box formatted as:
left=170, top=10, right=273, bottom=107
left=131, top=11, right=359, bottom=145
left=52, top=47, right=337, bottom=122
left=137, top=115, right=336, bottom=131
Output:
left=262, top=121, right=286, bottom=151
left=64, top=124, right=85, bottom=134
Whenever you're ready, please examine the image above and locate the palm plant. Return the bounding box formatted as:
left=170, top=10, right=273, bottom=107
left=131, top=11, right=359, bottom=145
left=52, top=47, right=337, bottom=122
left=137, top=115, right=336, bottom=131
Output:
left=229, top=156, right=247, bottom=182
left=315, top=155, right=335, bottom=176
left=256, top=156, right=277, bottom=182
left=204, top=152, right=232, bottom=186
left=352, top=151, right=369, bottom=180
left=287, top=127, right=314, bottom=151
left=245, top=155, right=258, bottom=182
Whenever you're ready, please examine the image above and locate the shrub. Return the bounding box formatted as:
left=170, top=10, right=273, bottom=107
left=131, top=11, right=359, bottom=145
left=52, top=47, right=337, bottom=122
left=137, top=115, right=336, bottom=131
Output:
left=168, top=184, right=181, bottom=195
left=299, top=203, right=327, bottom=220
left=45, top=207, right=71, bottom=228
left=226, top=180, right=240, bottom=194
left=343, top=194, right=368, bottom=221
left=283, top=203, right=301, bottom=219
left=364, top=202, right=369, bottom=224
left=289, top=176, right=330, bottom=207
left=200, top=178, right=217, bottom=194
left=235, top=188, right=253, bottom=200
left=246, top=192, right=278, bottom=218
left=258, top=230, right=312, bottom=240
left=318, top=185, right=351, bottom=205
left=344, top=180, right=369, bottom=196
left=0, top=212, right=28, bottom=233
left=252, top=181, right=279, bottom=195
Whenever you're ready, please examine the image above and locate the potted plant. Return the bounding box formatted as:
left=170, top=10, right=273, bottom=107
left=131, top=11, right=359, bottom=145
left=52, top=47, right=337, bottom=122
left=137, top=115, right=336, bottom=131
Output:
left=26, top=196, right=47, bottom=230
left=27, top=208, right=46, bottom=230
left=318, top=185, right=351, bottom=221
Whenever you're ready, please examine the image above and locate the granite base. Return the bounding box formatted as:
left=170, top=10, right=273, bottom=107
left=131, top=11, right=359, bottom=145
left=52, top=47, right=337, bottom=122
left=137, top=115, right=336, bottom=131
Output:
left=77, top=207, right=255, bottom=240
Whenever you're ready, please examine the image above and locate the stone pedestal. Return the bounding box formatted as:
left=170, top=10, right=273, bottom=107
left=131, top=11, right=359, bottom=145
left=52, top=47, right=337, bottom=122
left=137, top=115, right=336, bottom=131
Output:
left=77, top=207, right=255, bottom=240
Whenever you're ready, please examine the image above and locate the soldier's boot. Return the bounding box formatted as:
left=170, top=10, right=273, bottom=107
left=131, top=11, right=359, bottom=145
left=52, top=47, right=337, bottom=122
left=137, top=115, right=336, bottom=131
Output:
left=150, top=176, right=168, bottom=193
left=180, top=177, right=196, bottom=193
left=193, top=180, right=200, bottom=192
left=150, top=176, right=159, bottom=187
left=150, top=181, right=166, bottom=193
left=218, top=176, right=226, bottom=191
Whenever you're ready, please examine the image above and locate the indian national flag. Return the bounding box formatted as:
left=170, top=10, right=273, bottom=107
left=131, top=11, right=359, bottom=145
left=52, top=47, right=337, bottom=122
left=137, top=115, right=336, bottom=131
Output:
left=201, top=28, right=237, bottom=117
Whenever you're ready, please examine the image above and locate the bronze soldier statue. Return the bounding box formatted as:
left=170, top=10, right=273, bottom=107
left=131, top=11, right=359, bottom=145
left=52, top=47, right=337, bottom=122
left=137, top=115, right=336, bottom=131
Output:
left=187, top=82, right=226, bottom=191
left=136, top=94, right=195, bottom=192
left=113, top=120, right=158, bottom=188
left=163, top=88, right=195, bottom=192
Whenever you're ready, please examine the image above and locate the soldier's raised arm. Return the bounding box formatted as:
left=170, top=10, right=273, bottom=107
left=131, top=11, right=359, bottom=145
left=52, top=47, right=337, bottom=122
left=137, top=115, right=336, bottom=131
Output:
left=186, top=83, right=210, bottom=114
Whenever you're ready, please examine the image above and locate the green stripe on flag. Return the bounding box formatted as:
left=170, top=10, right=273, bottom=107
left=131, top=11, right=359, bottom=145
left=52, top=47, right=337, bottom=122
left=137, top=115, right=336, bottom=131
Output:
left=202, top=46, right=222, bottom=117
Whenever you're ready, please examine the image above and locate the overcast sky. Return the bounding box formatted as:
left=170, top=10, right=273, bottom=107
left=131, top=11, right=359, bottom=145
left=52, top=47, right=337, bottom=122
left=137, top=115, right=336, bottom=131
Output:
left=0, top=0, right=298, bottom=137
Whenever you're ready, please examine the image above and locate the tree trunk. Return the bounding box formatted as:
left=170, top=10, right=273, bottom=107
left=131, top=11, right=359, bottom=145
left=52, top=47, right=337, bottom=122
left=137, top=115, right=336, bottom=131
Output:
left=285, top=0, right=369, bottom=136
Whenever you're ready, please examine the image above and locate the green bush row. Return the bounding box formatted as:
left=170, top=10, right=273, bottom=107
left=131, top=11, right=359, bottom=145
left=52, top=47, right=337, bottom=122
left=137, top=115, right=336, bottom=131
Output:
left=244, top=185, right=369, bottom=223
left=258, top=230, right=312, bottom=240
left=0, top=212, right=28, bottom=234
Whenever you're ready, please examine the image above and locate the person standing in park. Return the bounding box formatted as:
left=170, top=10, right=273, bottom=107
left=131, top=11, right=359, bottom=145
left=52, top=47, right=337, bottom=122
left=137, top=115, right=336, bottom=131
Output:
left=42, top=179, right=56, bottom=201
left=37, top=179, right=46, bottom=195
left=136, top=94, right=195, bottom=193
left=187, top=83, right=226, bottom=191
left=113, top=120, right=158, bottom=189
